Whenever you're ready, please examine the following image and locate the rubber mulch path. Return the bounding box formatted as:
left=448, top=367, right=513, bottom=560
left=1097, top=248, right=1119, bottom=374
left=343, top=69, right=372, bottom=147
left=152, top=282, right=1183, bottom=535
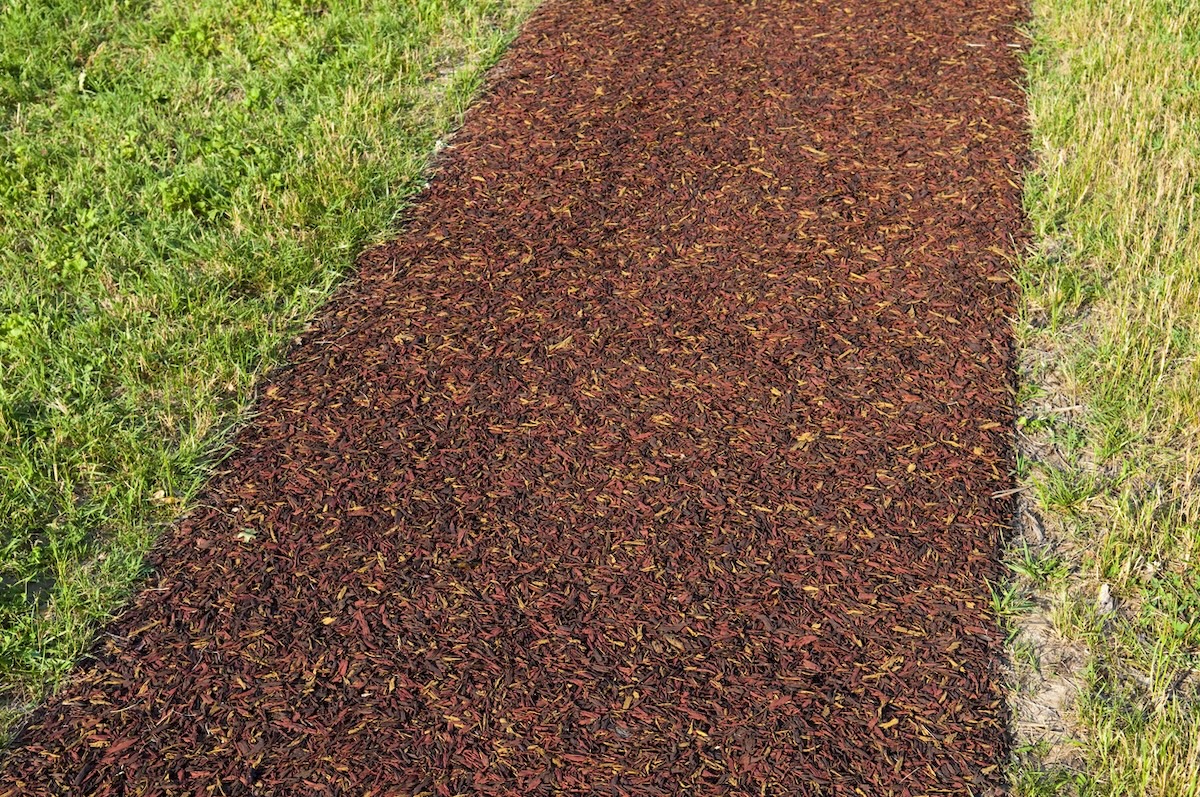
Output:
left=2, top=0, right=1027, bottom=793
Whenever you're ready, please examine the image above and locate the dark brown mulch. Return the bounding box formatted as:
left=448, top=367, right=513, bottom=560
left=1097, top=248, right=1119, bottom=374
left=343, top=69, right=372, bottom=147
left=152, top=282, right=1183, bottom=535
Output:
left=0, top=0, right=1027, bottom=793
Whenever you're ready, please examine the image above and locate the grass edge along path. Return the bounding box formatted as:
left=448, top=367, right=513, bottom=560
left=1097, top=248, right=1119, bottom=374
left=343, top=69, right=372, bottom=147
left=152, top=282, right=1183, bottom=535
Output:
left=1007, top=0, right=1200, bottom=794
left=0, top=0, right=538, bottom=740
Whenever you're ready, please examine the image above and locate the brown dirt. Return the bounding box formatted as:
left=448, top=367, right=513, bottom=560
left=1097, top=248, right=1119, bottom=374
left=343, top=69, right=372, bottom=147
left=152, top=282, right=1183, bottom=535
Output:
left=0, top=0, right=1027, bottom=793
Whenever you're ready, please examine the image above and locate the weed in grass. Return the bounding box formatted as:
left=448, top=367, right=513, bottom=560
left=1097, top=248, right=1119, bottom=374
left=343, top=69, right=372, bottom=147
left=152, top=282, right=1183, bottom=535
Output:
left=1010, top=635, right=1042, bottom=672
left=1017, top=381, right=1049, bottom=407
left=1011, top=764, right=1089, bottom=797
left=1034, top=467, right=1099, bottom=514
left=1009, top=542, right=1069, bottom=589
left=992, top=579, right=1038, bottom=637
left=1016, top=450, right=1035, bottom=480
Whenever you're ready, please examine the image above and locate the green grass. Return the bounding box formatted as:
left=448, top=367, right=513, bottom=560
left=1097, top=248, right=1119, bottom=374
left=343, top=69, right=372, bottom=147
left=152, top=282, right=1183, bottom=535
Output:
left=0, top=0, right=535, bottom=736
left=1010, top=0, right=1200, bottom=793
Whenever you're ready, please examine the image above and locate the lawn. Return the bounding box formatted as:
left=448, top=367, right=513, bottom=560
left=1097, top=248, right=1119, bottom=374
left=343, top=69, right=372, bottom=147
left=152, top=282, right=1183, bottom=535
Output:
left=0, top=0, right=535, bottom=737
left=1010, top=0, right=1200, bottom=794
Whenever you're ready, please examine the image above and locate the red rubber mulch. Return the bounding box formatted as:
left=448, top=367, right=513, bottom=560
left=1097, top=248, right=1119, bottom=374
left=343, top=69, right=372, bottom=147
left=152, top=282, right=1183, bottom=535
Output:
left=1, top=0, right=1027, bottom=793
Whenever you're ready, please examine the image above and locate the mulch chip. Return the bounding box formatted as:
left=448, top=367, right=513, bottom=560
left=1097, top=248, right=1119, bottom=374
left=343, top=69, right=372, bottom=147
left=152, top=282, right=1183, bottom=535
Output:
left=1, top=0, right=1027, bottom=793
